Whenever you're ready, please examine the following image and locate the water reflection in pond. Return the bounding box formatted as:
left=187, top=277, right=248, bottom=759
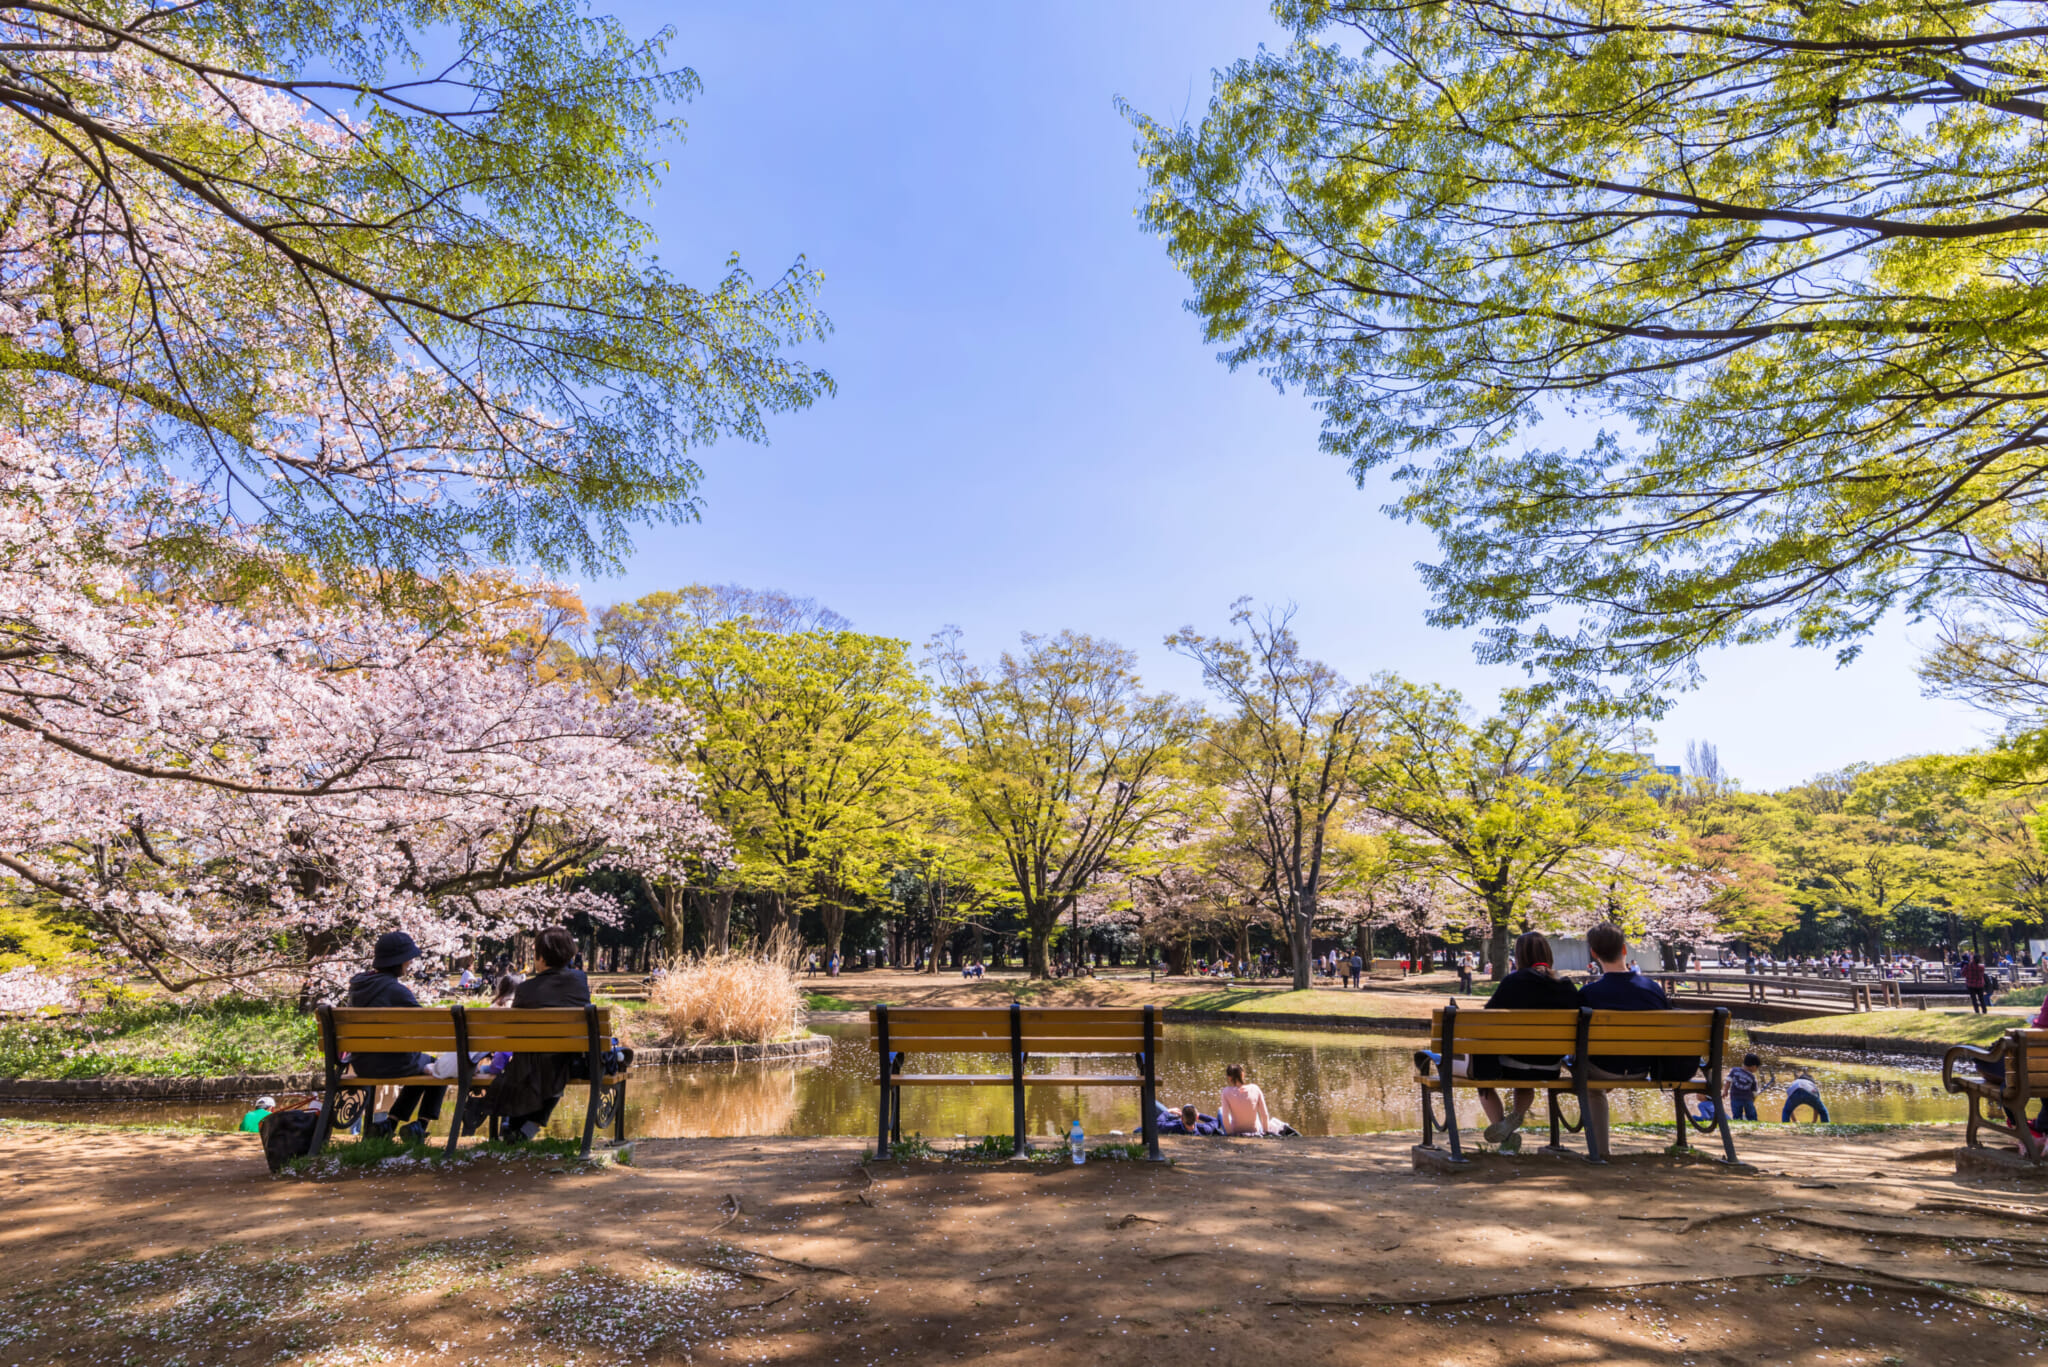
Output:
left=0, top=1021, right=1971, bottom=1140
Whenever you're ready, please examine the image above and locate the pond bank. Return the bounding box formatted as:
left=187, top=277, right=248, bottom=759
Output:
left=0, top=1033, right=830, bottom=1100
left=1750, top=1008, right=2027, bottom=1058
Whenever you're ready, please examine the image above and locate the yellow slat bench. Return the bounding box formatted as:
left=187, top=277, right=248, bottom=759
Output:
left=1369, top=958, right=1409, bottom=980
left=313, top=1004, right=629, bottom=1159
left=1414, top=1003, right=1735, bottom=1164
left=1943, top=1028, right=2048, bottom=1160
left=868, top=1004, right=1164, bottom=1161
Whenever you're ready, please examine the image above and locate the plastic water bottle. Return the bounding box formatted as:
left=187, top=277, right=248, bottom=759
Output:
left=1070, top=1119, right=1086, bottom=1165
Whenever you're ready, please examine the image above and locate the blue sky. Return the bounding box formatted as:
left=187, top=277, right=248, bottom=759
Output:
left=592, top=1, right=1991, bottom=790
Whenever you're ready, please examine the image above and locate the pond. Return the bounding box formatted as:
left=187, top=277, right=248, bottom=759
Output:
left=0, top=1020, right=1973, bottom=1141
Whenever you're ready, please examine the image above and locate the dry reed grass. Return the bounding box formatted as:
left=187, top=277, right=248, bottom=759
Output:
left=651, top=927, right=807, bottom=1045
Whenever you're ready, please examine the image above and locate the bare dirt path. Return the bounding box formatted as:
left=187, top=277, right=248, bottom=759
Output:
left=1, top=1122, right=2042, bottom=1365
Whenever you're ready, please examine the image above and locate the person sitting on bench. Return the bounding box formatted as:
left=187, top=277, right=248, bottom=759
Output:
left=347, top=930, right=446, bottom=1146
left=1412, top=932, right=1581, bottom=1153
left=1468, top=932, right=1581, bottom=1153
left=467, top=927, right=590, bottom=1143
left=1579, top=923, right=1694, bottom=1160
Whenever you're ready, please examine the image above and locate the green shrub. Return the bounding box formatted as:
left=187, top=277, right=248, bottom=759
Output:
left=1997, top=983, right=2047, bottom=1007
left=887, top=1133, right=938, bottom=1161
left=0, top=996, right=319, bottom=1078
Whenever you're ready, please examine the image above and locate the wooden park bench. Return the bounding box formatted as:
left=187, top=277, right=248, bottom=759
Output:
left=1414, top=1003, right=1736, bottom=1164
left=311, top=1004, right=630, bottom=1159
left=1943, top=1028, right=2048, bottom=1161
left=1369, top=958, right=1409, bottom=981
left=868, top=1004, right=1164, bottom=1161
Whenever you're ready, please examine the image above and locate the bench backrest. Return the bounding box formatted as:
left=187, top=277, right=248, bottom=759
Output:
left=1428, top=1006, right=1721, bottom=1058
left=324, top=1005, right=609, bottom=1058
left=328, top=1006, right=462, bottom=1056
left=466, top=1006, right=611, bottom=1054
left=1585, top=1009, right=1718, bottom=1056
left=867, top=1006, right=1161, bottom=1053
left=2014, top=1029, right=2048, bottom=1089
left=1370, top=958, right=1408, bottom=976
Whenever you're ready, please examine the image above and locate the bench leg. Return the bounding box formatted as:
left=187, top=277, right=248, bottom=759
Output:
left=1010, top=1079, right=1028, bottom=1160
left=1671, top=1091, right=1689, bottom=1152
left=1715, top=1098, right=1737, bottom=1163
left=1548, top=1091, right=1562, bottom=1150
left=613, top=1079, right=628, bottom=1144
left=1419, top=1084, right=1435, bottom=1149
left=876, top=1081, right=892, bottom=1162
left=1438, top=1064, right=1466, bottom=1163
left=310, top=1082, right=339, bottom=1156
left=579, top=1082, right=600, bottom=1159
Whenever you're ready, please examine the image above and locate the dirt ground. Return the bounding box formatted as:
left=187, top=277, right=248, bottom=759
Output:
left=2, top=1123, right=2045, bottom=1366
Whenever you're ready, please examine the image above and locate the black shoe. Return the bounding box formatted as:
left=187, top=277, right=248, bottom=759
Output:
left=460, top=1096, right=488, bottom=1136
left=399, top=1121, right=429, bottom=1147
left=366, top=1117, right=396, bottom=1141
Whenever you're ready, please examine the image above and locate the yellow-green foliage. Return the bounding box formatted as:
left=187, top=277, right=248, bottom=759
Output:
left=0, top=902, right=88, bottom=971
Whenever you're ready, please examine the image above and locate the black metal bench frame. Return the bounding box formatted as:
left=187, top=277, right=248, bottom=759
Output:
left=1417, top=1001, right=1736, bottom=1165
left=871, top=1003, right=1163, bottom=1163
left=312, top=1003, right=628, bottom=1159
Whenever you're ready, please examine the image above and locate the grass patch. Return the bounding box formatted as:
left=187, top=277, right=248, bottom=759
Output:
left=1998, top=983, right=2047, bottom=1007
left=1174, top=987, right=1431, bottom=1018
left=1749, top=1009, right=2015, bottom=1048
left=803, top=991, right=859, bottom=1012
left=0, top=995, right=318, bottom=1078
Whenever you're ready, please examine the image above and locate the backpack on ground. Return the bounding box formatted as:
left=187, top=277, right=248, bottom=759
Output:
left=258, top=1109, right=321, bottom=1174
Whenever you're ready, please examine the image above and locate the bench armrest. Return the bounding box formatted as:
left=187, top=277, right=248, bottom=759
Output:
left=1942, top=1034, right=2013, bottom=1093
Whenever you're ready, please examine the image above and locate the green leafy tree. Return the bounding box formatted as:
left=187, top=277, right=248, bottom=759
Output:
left=1168, top=600, right=1382, bottom=987
left=646, top=622, right=939, bottom=965
left=930, top=629, right=1196, bottom=979
left=4, top=0, right=830, bottom=582
left=1360, top=682, right=1664, bottom=977
left=1128, top=1, right=2048, bottom=690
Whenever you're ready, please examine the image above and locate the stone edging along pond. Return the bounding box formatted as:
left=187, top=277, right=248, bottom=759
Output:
left=0, top=1033, right=831, bottom=1101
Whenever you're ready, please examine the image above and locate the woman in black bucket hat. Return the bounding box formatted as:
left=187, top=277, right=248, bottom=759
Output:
left=345, top=930, right=445, bottom=1145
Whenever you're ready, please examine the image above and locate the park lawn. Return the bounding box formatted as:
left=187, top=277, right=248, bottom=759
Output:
left=0, top=996, right=321, bottom=1078
left=1174, top=987, right=1434, bottom=1019
left=1749, top=1008, right=2014, bottom=1049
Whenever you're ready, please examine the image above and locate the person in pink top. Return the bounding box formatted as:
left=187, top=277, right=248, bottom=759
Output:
left=1219, top=1063, right=1275, bottom=1136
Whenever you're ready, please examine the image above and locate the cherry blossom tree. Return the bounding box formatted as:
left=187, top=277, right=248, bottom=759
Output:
left=0, top=427, right=724, bottom=993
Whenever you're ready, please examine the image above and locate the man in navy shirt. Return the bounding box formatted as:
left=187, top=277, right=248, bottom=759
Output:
left=1578, top=923, right=1694, bottom=1161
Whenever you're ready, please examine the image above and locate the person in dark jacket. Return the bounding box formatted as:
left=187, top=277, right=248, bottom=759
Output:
left=469, top=927, right=590, bottom=1142
left=1577, top=923, right=1696, bottom=1160
left=1414, top=932, right=1580, bottom=1154
left=347, top=930, right=444, bottom=1145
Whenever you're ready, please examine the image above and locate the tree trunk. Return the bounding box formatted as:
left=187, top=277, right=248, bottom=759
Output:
left=821, top=902, right=847, bottom=965
left=651, top=879, right=686, bottom=962
left=703, top=887, right=733, bottom=955
left=1026, top=899, right=1061, bottom=978
left=1487, top=917, right=1509, bottom=981
left=1290, top=894, right=1314, bottom=990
